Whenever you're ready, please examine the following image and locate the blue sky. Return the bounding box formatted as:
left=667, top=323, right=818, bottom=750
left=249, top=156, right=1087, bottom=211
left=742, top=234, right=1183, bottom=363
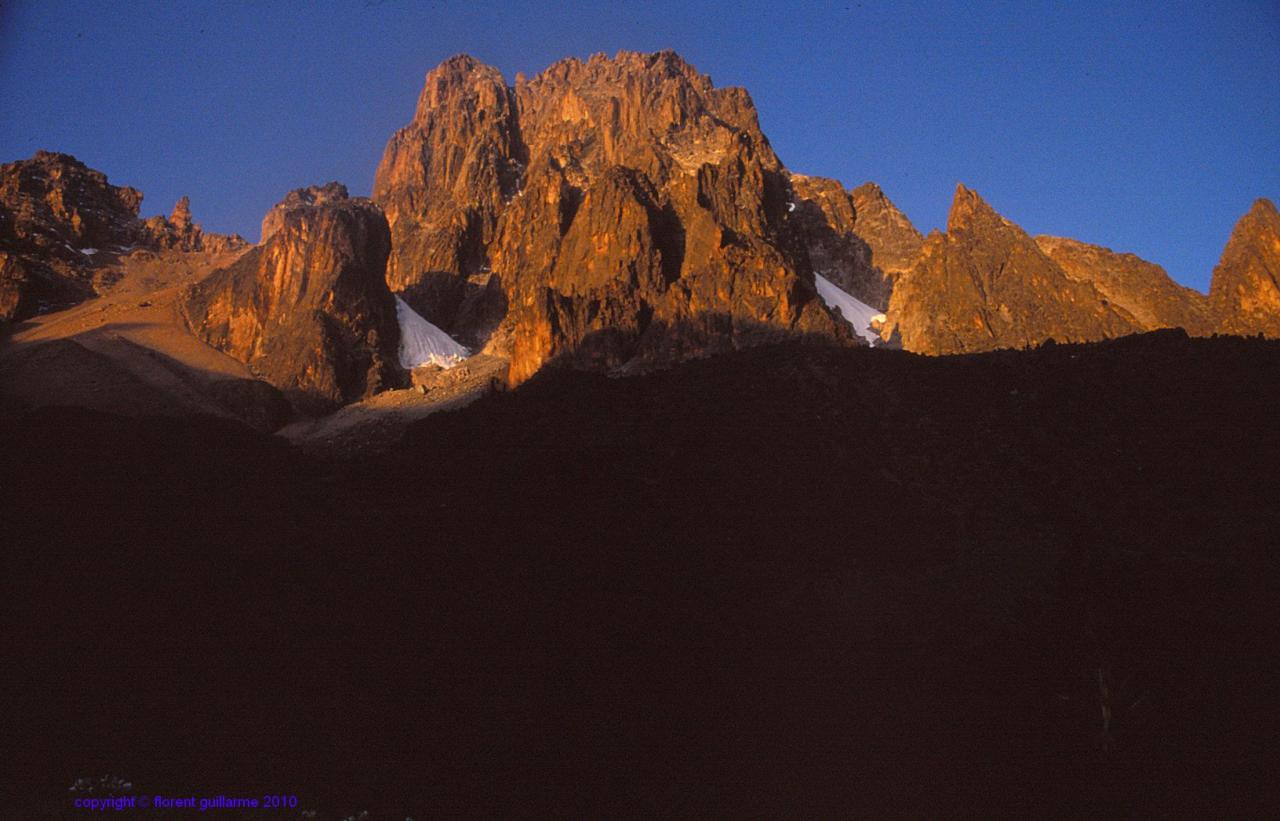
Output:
left=1, top=0, right=1276, bottom=291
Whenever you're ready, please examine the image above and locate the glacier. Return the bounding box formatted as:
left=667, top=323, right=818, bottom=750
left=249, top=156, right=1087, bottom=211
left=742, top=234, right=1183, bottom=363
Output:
left=813, top=272, right=886, bottom=345
left=395, top=296, right=468, bottom=369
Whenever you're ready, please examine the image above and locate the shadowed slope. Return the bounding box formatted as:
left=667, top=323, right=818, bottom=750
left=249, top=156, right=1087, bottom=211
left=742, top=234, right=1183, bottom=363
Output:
left=5, top=331, right=1278, bottom=817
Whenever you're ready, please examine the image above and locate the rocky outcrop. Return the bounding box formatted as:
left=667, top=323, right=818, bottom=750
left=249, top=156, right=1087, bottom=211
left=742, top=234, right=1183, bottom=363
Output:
left=259, top=182, right=351, bottom=243
left=1, top=151, right=144, bottom=248
left=885, top=185, right=1139, bottom=354
left=786, top=177, right=926, bottom=313
left=182, top=185, right=403, bottom=411
left=142, top=194, right=247, bottom=253
left=371, top=56, right=521, bottom=344
left=143, top=195, right=248, bottom=253
left=0, top=151, right=142, bottom=321
left=1035, top=235, right=1214, bottom=335
left=0, top=151, right=245, bottom=323
left=373, top=50, right=851, bottom=384
left=850, top=182, right=924, bottom=277
left=1209, top=198, right=1280, bottom=338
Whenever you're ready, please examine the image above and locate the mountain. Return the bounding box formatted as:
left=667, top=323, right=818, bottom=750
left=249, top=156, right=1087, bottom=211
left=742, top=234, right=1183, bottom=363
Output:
left=4, top=51, right=1279, bottom=416
left=850, top=181, right=925, bottom=278
left=181, top=184, right=404, bottom=411
left=374, top=51, right=854, bottom=384
left=0, top=151, right=246, bottom=323
left=788, top=174, right=886, bottom=309
left=1035, top=235, right=1214, bottom=335
left=884, top=185, right=1139, bottom=354
left=5, top=47, right=1280, bottom=818
left=1209, top=198, right=1280, bottom=337
left=785, top=175, right=925, bottom=327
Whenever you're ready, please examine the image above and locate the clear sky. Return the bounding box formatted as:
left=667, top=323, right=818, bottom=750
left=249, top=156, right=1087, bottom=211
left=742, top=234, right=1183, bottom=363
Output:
left=1, top=1, right=1276, bottom=291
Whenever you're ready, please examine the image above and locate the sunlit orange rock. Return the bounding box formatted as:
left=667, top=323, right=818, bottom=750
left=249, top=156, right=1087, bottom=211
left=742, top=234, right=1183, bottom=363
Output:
left=885, top=185, right=1138, bottom=354
left=182, top=185, right=403, bottom=411
left=1035, top=235, right=1213, bottom=335
left=1209, top=198, right=1280, bottom=338
left=374, top=51, right=852, bottom=384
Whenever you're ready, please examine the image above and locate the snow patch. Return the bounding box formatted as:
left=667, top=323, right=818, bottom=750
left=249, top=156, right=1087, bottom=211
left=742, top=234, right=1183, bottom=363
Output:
left=786, top=202, right=796, bottom=212
left=79, top=248, right=99, bottom=256
left=395, top=296, right=468, bottom=369
left=813, top=272, right=883, bottom=345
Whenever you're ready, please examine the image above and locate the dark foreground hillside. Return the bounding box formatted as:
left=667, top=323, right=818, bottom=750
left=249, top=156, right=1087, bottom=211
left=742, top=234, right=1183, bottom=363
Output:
left=4, top=330, right=1279, bottom=817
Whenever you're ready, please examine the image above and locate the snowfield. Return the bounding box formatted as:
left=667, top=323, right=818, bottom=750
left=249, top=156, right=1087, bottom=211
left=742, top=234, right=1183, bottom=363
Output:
left=396, top=296, right=468, bottom=369
left=813, top=272, right=886, bottom=344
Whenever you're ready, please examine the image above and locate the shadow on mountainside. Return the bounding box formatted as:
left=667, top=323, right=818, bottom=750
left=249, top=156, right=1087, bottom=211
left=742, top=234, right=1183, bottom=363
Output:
left=3, top=329, right=1279, bottom=817
left=0, top=333, right=290, bottom=431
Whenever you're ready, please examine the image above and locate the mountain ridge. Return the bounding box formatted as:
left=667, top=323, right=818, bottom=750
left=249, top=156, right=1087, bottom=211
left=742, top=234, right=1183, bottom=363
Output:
left=3, top=50, right=1279, bottom=419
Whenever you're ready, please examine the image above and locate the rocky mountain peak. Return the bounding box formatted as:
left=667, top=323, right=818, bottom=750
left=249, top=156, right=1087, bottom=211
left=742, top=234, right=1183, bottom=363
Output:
left=946, top=183, right=1012, bottom=236
left=170, top=195, right=193, bottom=230
left=885, top=185, right=1138, bottom=353
left=260, top=182, right=351, bottom=243
left=788, top=174, right=886, bottom=308
left=183, top=185, right=402, bottom=411
left=1209, top=197, right=1280, bottom=337
left=1034, top=235, right=1213, bottom=335
left=849, top=181, right=923, bottom=278
left=0, top=151, right=245, bottom=322
left=373, top=50, right=848, bottom=385
left=1, top=150, right=144, bottom=248
left=1247, top=196, right=1278, bottom=220
left=412, top=54, right=511, bottom=123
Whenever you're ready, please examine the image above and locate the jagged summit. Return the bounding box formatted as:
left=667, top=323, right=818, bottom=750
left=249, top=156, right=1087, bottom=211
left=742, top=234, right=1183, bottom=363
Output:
left=1247, top=196, right=1278, bottom=218
left=170, top=195, right=193, bottom=229
left=374, top=49, right=849, bottom=385
left=1209, top=197, right=1280, bottom=337
left=849, top=181, right=923, bottom=277
left=6, top=53, right=1279, bottom=397
left=945, top=183, right=1016, bottom=235
left=788, top=174, right=888, bottom=309
left=0, top=151, right=245, bottom=322
left=370, top=53, right=1280, bottom=374
left=885, top=185, right=1136, bottom=353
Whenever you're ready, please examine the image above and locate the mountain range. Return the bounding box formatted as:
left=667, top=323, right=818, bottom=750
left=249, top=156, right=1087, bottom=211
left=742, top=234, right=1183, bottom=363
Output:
left=3, top=50, right=1278, bottom=427
left=4, top=49, right=1279, bottom=817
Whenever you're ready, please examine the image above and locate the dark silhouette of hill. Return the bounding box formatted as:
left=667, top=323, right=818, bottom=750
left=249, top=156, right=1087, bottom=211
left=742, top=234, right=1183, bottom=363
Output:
left=4, top=331, right=1279, bottom=817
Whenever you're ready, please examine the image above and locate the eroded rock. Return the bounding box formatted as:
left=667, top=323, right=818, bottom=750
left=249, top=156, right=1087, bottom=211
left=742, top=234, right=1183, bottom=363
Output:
left=182, top=186, right=403, bottom=411
left=1209, top=198, right=1280, bottom=338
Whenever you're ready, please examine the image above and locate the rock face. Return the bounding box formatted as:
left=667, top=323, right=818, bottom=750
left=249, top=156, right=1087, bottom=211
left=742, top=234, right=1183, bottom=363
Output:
left=1209, top=198, right=1280, bottom=338
left=850, top=182, right=924, bottom=278
left=788, top=174, right=886, bottom=309
left=0, top=151, right=245, bottom=323
left=182, top=185, right=403, bottom=411
left=374, top=51, right=851, bottom=384
left=885, top=185, right=1138, bottom=354
left=259, top=182, right=351, bottom=243
left=1035, top=235, right=1214, bottom=335
left=1, top=151, right=142, bottom=321
left=786, top=177, right=925, bottom=313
